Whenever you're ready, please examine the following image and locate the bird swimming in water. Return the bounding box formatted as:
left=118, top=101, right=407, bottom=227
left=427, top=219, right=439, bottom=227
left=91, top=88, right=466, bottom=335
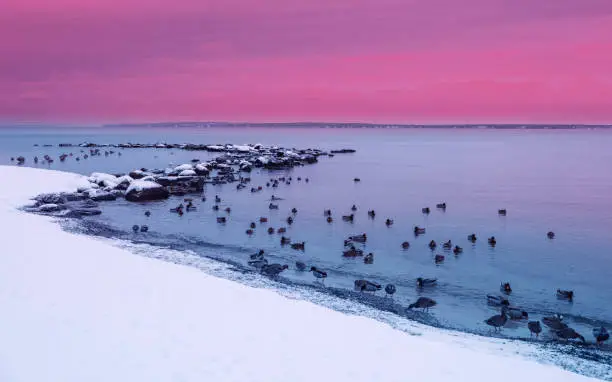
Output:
left=498, top=209, right=507, bottom=216
left=593, top=327, right=609, bottom=345
left=555, top=327, right=585, bottom=343
left=416, top=277, right=437, bottom=288
left=468, top=233, right=477, bottom=242
left=542, top=314, right=568, bottom=331
left=414, top=226, right=426, bottom=235
left=132, top=225, right=139, bottom=232
left=453, top=245, right=463, bottom=254
left=486, top=295, right=510, bottom=307
left=310, top=266, right=327, bottom=282
left=500, top=282, right=512, bottom=294
left=368, top=210, right=375, bottom=218
left=428, top=240, right=437, bottom=250
left=260, top=264, right=288, bottom=277
left=385, top=284, right=396, bottom=297
left=547, top=231, right=555, bottom=239
left=556, top=289, right=574, bottom=301
left=422, top=207, right=430, bottom=214
left=140, top=225, right=149, bottom=233
left=488, top=236, right=497, bottom=246
left=144, top=211, right=151, bottom=217
left=408, top=297, right=437, bottom=312
left=385, top=218, right=393, bottom=226
left=363, top=253, right=374, bottom=264
left=351, top=204, right=357, bottom=211
left=402, top=241, right=410, bottom=249
left=436, top=202, right=446, bottom=210
left=354, top=279, right=382, bottom=293
left=528, top=321, right=542, bottom=338
left=250, top=250, right=265, bottom=260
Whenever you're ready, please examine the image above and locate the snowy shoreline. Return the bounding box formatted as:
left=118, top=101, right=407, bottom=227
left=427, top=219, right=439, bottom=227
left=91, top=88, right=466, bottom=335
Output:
left=0, top=166, right=600, bottom=381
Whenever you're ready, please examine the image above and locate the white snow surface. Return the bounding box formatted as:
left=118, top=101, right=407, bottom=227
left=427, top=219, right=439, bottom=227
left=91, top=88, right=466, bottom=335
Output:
left=179, top=169, right=197, bottom=177
left=174, top=163, right=193, bottom=172
left=125, top=179, right=163, bottom=194
left=0, top=166, right=597, bottom=382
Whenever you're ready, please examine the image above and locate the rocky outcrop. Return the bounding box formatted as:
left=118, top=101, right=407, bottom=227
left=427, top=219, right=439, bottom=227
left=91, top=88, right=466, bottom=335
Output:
left=125, top=180, right=170, bottom=202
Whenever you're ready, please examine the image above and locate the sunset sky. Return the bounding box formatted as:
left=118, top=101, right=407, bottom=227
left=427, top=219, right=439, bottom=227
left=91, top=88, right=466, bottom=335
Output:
left=2, top=0, right=612, bottom=124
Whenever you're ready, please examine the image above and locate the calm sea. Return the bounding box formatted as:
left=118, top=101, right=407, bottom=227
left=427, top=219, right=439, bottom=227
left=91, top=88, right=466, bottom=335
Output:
left=2, top=126, right=612, bottom=376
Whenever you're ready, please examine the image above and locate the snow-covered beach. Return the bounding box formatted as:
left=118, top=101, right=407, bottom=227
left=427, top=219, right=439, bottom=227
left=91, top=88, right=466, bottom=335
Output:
left=0, top=166, right=600, bottom=381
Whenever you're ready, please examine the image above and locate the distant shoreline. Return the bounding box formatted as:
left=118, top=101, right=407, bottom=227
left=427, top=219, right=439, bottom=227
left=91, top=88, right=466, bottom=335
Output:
left=102, top=122, right=612, bottom=129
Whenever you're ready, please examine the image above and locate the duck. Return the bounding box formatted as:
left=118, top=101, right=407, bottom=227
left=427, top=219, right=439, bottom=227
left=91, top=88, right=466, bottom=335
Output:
left=353, top=177, right=361, bottom=182
left=506, top=307, right=528, bottom=320
left=343, top=247, right=364, bottom=257
left=468, top=233, right=477, bottom=242
left=290, top=242, right=305, bottom=251
left=327, top=216, right=333, bottom=223
left=342, top=214, right=355, bottom=222
left=500, top=282, right=512, bottom=294
left=498, top=209, right=507, bottom=216
left=260, top=217, right=268, bottom=223
left=324, top=209, right=332, bottom=216
left=436, top=202, right=447, bottom=210
left=385, top=218, right=393, bottom=226
left=485, top=307, right=508, bottom=332
left=144, top=210, right=151, bottom=217
left=269, top=203, right=279, bottom=210
left=422, top=207, right=430, bottom=214
left=401, top=241, right=410, bottom=249
left=428, top=240, right=437, bottom=250
left=246, top=229, right=254, bottom=235
left=215, top=195, right=221, bottom=203
left=434, top=254, right=445, bottom=264
left=250, top=250, right=265, bottom=260
left=140, top=225, right=149, bottom=233
left=225, top=207, right=231, bottom=213
left=351, top=204, right=357, bottom=211
left=212, top=205, right=220, bottom=211
left=295, top=261, right=307, bottom=272
left=310, top=266, right=327, bottom=282
left=280, top=236, right=291, bottom=245
left=414, top=226, right=426, bottom=235
left=363, top=253, right=374, bottom=264
left=248, top=258, right=268, bottom=269
left=277, top=227, right=287, bottom=234
left=354, top=279, right=382, bottom=293
left=486, top=295, right=510, bottom=307
left=542, top=314, right=568, bottom=331
left=453, top=245, right=463, bottom=254
left=593, top=327, right=609, bottom=345
left=267, top=227, right=275, bottom=234
left=385, top=284, right=397, bottom=297
left=368, top=210, right=376, bottom=218
left=286, top=216, right=294, bottom=225
left=291, top=207, right=298, bottom=214
left=170, top=204, right=184, bottom=213
left=443, top=240, right=452, bottom=249
left=349, top=233, right=367, bottom=243
left=528, top=321, right=542, bottom=338
left=132, top=225, right=139, bottom=232
left=416, top=277, right=437, bottom=288
left=555, top=327, right=585, bottom=343
left=186, top=202, right=196, bottom=211
left=260, top=263, right=289, bottom=278
left=408, top=297, right=437, bottom=312
left=547, top=231, right=555, bottom=239
left=557, top=289, right=574, bottom=301
left=488, top=236, right=497, bottom=246
left=216, top=217, right=227, bottom=224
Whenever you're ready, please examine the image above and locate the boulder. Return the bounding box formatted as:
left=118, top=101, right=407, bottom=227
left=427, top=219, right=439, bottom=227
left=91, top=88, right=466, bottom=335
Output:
left=87, top=189, right=117, bottom=202
left=125, top=180, right=169, bottom=202
left=38, top=203, right=65, bottom=212
left=36, top=193, right=66, bottom=205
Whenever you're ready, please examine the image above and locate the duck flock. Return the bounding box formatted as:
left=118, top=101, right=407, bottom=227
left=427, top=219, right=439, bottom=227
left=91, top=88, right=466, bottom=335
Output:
left=20, top=141, right=609, bottom=348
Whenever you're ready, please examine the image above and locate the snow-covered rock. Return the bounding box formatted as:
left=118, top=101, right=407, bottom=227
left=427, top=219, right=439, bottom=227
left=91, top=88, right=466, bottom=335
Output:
left=174, top=164, right=193, bottom=172
left=178, top=169, right=196, bottom=177
left=125, top=180, right=169, bottom=202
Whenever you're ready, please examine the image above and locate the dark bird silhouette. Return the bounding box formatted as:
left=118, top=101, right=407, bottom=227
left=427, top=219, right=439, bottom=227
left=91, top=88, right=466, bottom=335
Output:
left=310, top=266, right=327, bottom=282
left=408, top=297, right=437, bottom=312
left=261, top=264, right=288, bottom=277
left=528, top=321, right=542, bottom=338
left=385, top=284, right=396, bottom=297
left=485, top=307, right=508, bottom=332
left=555, top=327, right=585, bottom=343
left=593, top=327, right=609, bottom=345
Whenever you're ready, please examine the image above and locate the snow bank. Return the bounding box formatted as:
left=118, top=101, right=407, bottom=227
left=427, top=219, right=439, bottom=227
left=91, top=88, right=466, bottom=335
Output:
left=0, top=166, right=597, bottom=382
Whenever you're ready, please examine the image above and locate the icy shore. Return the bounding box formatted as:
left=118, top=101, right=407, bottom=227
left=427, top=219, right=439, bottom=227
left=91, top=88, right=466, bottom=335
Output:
left=0, top=166, right=597, bottom=381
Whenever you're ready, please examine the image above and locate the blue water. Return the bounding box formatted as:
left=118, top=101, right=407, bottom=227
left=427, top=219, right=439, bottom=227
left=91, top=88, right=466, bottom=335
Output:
left=2, top=126, right=612, bottom=377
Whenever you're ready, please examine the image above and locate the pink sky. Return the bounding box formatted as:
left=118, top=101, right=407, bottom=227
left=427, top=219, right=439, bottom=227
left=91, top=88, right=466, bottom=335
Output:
left=1, top=0, right=612, bottom=124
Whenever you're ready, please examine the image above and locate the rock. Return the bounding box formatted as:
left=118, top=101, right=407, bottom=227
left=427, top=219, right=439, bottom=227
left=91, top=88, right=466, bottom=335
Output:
left=36, top=193, right=66, bottom=205
left=38, top=203, right=65, bottom=212
left=179, top=169, right=197, bottom=177
left=65, top=208, right=103, bottom=217
left=87, top=190, right=117, bottom=202
left=129, top=170, right=146, bottom=179
left=125, top=180, right=169, bottom=202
